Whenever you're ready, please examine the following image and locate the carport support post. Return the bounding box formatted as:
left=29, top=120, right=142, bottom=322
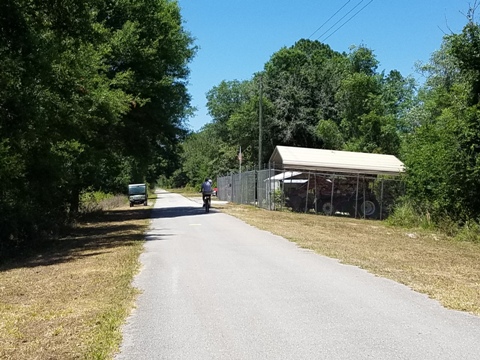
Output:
left=355, top=174, right=360, bottom=218
left=305, top=172, right=310, bottom=213
left=330, top=175, right=335, bottom=216
left=380, top=179, right=384, bottom=220
left=363, top=176, right=366, bottom=219
left=314, top=173, right=318, bottom=214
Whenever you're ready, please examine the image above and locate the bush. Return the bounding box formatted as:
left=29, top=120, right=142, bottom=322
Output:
left=273, top=189, right=284, bottom=210
left=388, top=200, right=480, bottom=243
left=387, top=201, right=433, bottom=229
left=79, top=191, right=126, bottom=214
left=455, top=220, right=480, bottom=243
left=433, top=214, right=459, bottom=237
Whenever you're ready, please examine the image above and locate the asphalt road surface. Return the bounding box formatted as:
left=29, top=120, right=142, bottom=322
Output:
left=116, top=190, right=480, bottom=360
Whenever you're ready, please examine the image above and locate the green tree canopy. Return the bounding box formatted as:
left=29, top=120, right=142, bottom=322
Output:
left=0, top=0, right=195, bottom=252
left=402, top=18, right=480, bottom=221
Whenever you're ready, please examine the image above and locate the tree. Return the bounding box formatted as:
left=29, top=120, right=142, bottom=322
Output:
left=206, top=80, right=252, bottom=141
left=181, top=124, right=239, bottom=186
left=315, top=120, right=344, bottom=149
left=0, top=0, right=195, bottom=252
left=263, top=40, right=342, bottom=149
left=401, top=16, right=480, bottom=221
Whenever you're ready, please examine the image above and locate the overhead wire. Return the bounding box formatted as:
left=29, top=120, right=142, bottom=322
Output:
left=308, top=0, right=352, bottom=39
left=315, top=0, right=365, bottom=41
left=322, top=0, right=374, bottom=42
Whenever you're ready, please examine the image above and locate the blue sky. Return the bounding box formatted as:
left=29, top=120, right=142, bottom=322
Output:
left=178, top=0, right=470, bottom=131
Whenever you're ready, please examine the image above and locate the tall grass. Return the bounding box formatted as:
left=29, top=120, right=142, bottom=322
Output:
left=386, top=201, right=433, bottom=229
left=388, top=201, right=480, bottom=243
left=455, top=220, right=480, bottom=243
left=79, top=191, right=127, bottom=214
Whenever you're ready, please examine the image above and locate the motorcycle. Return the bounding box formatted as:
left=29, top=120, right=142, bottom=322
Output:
left=203, top=193, right=211, bottom=213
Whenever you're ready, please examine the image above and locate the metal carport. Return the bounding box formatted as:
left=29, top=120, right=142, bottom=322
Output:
left=268, top=146, right=405, bottom=219
left=269, top=146, right=405, bottom=175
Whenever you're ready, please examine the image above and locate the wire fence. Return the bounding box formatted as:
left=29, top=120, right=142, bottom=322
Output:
left=217, top=170, right=257, bottom=205
left=217, top=166, right=404, bottom=220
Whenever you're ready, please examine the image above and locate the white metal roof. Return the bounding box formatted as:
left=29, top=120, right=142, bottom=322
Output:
left=269, top=146, right=405, bottom=176
left=266, top=171, right=302, bottom=181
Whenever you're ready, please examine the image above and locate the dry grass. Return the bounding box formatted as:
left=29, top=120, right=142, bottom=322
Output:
left=0, top=206, right=150, bottom=360
left=221, top=204, right=480, bottom=316
left=168, top=187, right=201, bottom=198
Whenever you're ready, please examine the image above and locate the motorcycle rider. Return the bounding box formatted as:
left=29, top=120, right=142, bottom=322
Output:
left=201, top=178, right=213, bottom=207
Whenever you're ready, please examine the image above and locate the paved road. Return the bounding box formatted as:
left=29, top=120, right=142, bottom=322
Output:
left=116, top=190, right=480, bottom=360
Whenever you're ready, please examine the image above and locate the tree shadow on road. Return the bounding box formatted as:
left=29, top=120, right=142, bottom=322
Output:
left=151, top=206, right=219, bottom=219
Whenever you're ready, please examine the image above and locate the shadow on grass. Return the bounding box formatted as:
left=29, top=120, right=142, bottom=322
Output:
left=1, top=202, right=219, bottom=271
left=0, top=207, right=152, bottom=272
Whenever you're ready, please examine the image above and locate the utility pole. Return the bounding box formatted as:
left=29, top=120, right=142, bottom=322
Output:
left=258, top=75, right=263, bottom=171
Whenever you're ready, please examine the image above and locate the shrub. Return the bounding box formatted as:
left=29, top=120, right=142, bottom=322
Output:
left=79, top=191, right=126, bottom=214
left=386, top=201, right=435, bottom=229
left=455, top=220, right=480, bottom=243
left=273, top=189, right=284, bottom=210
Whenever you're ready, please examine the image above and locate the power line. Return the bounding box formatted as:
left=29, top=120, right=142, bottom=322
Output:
left=315, top=0, right=365, bottom=41
left=308, top=0, right=352, bottom=39
left=322, top=0, right=374, bottom=42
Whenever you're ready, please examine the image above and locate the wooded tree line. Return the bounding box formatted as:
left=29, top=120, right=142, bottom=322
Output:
left=0, top=0, right=195, bottom=253
left=175, top=17, right=480, bottom=228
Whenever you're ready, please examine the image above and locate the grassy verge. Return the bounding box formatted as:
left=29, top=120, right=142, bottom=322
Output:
left=220, top=203, right=480, bottom=316
left=0, top=204, right=151, bottom=359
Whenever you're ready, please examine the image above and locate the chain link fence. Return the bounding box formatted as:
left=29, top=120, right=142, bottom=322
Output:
left=217, top=167, right=404, bottom=220
left=217, top=170, right=257, bottom=205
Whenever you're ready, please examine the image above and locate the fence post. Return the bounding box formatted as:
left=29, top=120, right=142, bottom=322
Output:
left=255, top=167, right=258, bottom=207
left=269, top=164, right=272, bottom=210
left=231, top=172, right=234, bottom=203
